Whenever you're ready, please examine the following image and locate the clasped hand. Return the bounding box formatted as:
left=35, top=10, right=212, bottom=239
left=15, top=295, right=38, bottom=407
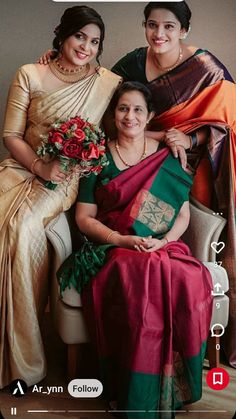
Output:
left=119, top=235, right=165, bottom=252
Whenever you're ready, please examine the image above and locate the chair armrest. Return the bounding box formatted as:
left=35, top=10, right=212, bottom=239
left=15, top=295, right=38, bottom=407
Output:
left=45, top=212, right=72, bottom=265
left=182, top=197, right=226, bottom=262
left=46, top=211, right=83, bottom=310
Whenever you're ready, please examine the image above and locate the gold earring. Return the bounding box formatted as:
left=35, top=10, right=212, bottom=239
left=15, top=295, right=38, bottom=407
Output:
left=180, top=25, right=191, bottom=40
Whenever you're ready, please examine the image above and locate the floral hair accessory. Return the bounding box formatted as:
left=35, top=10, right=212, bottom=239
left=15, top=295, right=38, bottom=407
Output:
left=37, top=115, right=108, bottom=190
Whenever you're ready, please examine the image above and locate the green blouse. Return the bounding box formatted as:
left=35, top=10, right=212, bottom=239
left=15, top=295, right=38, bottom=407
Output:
left=111, top=47, right=204, bottom=83
left=111, top=47, right=148, bottom=83
left=78, top=151, right=122, bottom=204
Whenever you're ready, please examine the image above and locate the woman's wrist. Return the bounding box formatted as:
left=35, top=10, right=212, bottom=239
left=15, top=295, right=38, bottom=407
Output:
left=105, top=230, right=120, bottom=245
left=30, top=157, right=41, bottom=174
left=34, top=159, right=46, bottom=177
left=188, top=132, right=198, bottom=150
left=161, top=236, right=169, bottom=245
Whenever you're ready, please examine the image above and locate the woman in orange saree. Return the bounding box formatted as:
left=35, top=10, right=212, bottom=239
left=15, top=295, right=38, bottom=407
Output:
left=112, top=1, right=236, bottom=367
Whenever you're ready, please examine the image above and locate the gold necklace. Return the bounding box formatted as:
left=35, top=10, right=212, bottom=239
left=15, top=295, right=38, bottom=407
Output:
left=49, top=59, right=90, bottom=83
left=115, top=138, right=147, bottom=167
left=154, top=47, right=183, bottom=72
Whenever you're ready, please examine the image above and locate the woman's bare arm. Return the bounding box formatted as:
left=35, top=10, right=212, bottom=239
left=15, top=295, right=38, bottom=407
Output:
left=76, top=202, right=150, bottom=249
left=4, top=136, right=66, bottom=182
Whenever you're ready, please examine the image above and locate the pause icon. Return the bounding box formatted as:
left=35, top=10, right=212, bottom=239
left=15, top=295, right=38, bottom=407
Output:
left=11, top=407, right=17, bottom=415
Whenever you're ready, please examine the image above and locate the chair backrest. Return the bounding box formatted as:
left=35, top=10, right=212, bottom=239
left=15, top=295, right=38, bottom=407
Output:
left=182, top=197, right=226, bottom=262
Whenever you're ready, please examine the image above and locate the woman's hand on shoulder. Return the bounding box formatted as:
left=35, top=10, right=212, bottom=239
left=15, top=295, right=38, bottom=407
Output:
left=35, top=159, right=67, bottom=182
left=164, top=128, right=191, bottom=150
left=163, top=128, right=190, bottom=171
left=37, top=49, right=54, bottom=65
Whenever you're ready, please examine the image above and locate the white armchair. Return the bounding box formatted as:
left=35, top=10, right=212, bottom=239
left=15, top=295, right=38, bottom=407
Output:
left=46, top=197, right=229, bottom=378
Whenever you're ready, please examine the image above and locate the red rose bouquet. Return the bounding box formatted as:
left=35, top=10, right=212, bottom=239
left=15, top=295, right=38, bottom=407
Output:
left=37, top=116, right=108, bottom=190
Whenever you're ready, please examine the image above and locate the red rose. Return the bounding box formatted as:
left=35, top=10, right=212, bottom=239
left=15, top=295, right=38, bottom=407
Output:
left=49, top=132, right=65, bottom=144
left=62, top=140, right=82, bottom=159
left=59, top=123, right=69, bottom=133
left=90, top=165, right=102, bottom=173
left=74, top=129, right=86, bottom=142
left=81, top=149, right=90, bottom=161
left=87, top=143, right=100, bottom=159
left=74, top=118, right=87, bottom=130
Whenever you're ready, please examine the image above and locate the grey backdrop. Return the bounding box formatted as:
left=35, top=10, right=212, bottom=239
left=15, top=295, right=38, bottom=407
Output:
left=1, top=0, right=236, bottom=159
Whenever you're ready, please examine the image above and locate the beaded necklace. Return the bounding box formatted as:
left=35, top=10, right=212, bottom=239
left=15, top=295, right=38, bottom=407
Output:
left=115, top=138, right=147, bottom=167
left=49, top=59, right=90, bottom=83
left=154, top=47, right=183, bottom=72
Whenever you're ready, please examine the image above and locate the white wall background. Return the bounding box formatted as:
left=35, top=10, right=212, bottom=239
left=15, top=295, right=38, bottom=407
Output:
left=1, top=0, right=236, bottom=159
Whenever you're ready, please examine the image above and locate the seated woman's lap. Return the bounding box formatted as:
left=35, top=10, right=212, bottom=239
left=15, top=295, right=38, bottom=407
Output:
left=87, top=244, right=212, bottom=363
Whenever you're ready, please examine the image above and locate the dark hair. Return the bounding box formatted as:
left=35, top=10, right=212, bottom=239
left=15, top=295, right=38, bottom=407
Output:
left=52, top=6, right=105, bottom=64
left=109, top=81, right=154, bottom=114
left=144, top=1, right=191, bottom=31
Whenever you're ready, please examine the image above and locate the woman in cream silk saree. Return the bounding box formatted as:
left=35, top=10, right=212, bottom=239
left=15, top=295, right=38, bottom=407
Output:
left=0, top=64, right=120, bottom=388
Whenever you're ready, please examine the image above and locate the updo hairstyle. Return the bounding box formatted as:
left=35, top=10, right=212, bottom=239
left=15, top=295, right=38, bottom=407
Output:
left=144, top=1, right=191, bottom=31
left=52, top=6, right=105, bottom=64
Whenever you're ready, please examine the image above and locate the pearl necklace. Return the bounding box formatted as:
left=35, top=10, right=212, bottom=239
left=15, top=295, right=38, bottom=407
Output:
left=154, top=47, right=183, bottom=73
left=49, top=59, right=90, bottom=83
left=115, top=138, right=147, bottom=167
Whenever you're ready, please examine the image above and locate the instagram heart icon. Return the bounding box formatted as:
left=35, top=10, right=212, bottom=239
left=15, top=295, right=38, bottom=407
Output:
left=211, top=241, right=225, bottom=254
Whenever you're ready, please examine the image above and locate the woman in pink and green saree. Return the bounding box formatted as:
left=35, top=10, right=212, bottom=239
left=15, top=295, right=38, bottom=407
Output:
left=58, top=82, right=213, bottom=418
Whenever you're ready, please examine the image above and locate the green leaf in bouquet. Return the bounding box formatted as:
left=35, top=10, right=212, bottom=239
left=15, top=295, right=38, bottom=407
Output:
left=36, top=146, right=46, bottom=157
left=55, top=142, right=63, bottom=150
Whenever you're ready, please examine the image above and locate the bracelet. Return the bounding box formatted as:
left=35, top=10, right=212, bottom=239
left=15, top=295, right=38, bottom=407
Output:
left=189, top=132, right=198, bottom=150
left=31, top=157, right=41, bottom=174
left=105, top=230, right=119, bottom=243
left=162, top=236, right=169, bottom=245
left=188, top=135, right=193, bottom=150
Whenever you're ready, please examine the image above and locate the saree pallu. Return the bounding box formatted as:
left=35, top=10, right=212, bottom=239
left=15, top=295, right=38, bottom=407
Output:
left=0, top=64, right=121, bottom=388
left=78, top=150, right=213, bottom=418
left=148, top=53, right=236, bottom=367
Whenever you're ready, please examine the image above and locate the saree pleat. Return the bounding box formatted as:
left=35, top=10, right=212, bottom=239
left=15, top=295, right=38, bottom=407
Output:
left=0, top=64, right=121, bottom=388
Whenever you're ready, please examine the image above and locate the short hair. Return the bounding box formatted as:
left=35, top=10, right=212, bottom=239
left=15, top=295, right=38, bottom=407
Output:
left=144, top=1, right=191, bottom=31
left=52, top=6, right=105, bottom=64
left=109, top=81, right=154, bottom=114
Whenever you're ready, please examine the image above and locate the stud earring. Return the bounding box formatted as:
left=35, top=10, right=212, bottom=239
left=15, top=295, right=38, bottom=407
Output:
left=180, top=25, right=191, bottom=40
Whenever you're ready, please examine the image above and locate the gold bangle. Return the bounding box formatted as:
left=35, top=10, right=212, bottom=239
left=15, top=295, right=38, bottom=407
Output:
left=31, top=157, right=41, bottom=174
left=162, top=236, right=169, bottom=245
left=105, top=230, right=119, bottom=243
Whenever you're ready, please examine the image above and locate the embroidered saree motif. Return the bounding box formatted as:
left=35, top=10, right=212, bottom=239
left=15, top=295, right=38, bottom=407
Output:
left=130, top=189, right=175, bottom=235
